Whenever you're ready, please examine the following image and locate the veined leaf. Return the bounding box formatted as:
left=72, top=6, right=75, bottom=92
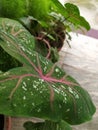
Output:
left=64, top=3, right=90, bottom=30
left=0, top=0, right=90, bottom=31
left=51, top=1, right=90, bottom=30
left=0, top=46, right=22, bottom=72
left=23, top=120, right=72, bottom=130
left=0, top=18, right=95, bottom=125
left=0, top=18, right=35, bottom=71
left=58, top=120, right=72, bottom=130
left=0, top=18, right=35, bottom=50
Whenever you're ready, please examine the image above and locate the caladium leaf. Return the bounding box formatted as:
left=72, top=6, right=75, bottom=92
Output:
left=23, top=120, right=72, bottom=130
left=0, top=46, right=22, bottom=72
left=0, top=20, right=96, bottom=125
left=0, top=18, right=35, bottom=50
left=58, top=120, right=72, bottom=130
left=0, top=18, right=35, bottom=71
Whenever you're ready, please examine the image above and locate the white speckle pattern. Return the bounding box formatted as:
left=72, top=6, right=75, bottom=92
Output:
left=75, top=94, right=79, bottom=99
left=38, top=79, right=44, bottom=83
left=68, top=87, right=80, bottom=99
left=55, top=68, right=59, bottom=73
left=32, top=103, right=35, bottom=106
left=66, top=109, right=70, bottom=112
left=23, top=96, right=26, bottom=100
left=13, top=103, right=17, bottom=107
left=37, top=108, right=41, bottom=112
left=30, top=91, right=34, bottom=96
left=59, top=104, right=62, bottom=109
left=43, top=66, right=47, bottom=72
left=22, top=86, right=27, bottom=91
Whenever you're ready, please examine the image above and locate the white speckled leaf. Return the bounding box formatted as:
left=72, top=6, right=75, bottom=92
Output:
left=0, top=18, right=96, bottom=125
left=0, top=18, right=35, bottom=51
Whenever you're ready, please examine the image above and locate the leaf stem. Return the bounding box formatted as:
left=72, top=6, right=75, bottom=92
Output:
left=36, top=37, right=51, bottom=58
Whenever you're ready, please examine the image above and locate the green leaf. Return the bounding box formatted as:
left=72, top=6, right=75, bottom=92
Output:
left=0, top=19, right=95, bottom=125
left=0, top=46, right=22, bottom=72
left=64, top=3, right=90, bottom=30
left=23, top=120, right=72, bottom=130
left=0, top=18, right=35, bottom=50
left=24, top=120, right=57, bottom=130
left=0, top=0, right=90, bottom=31
left=0, top=18, right=35, bottom=71
left=58, top=120, right=72, bottom=130
left=51, top=1, right=90, bottom=30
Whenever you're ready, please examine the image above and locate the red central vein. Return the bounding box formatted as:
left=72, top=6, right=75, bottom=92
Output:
left=0, top=72, right=76, bottom=87
left=40, top=75, right=77, bottom=86
left=1, top=32, right=77, bottom=88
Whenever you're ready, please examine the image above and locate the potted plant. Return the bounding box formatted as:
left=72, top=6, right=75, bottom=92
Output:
left=0, top=0, right=96, bottom=130
left=0, top=0, right=90, bottom=62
